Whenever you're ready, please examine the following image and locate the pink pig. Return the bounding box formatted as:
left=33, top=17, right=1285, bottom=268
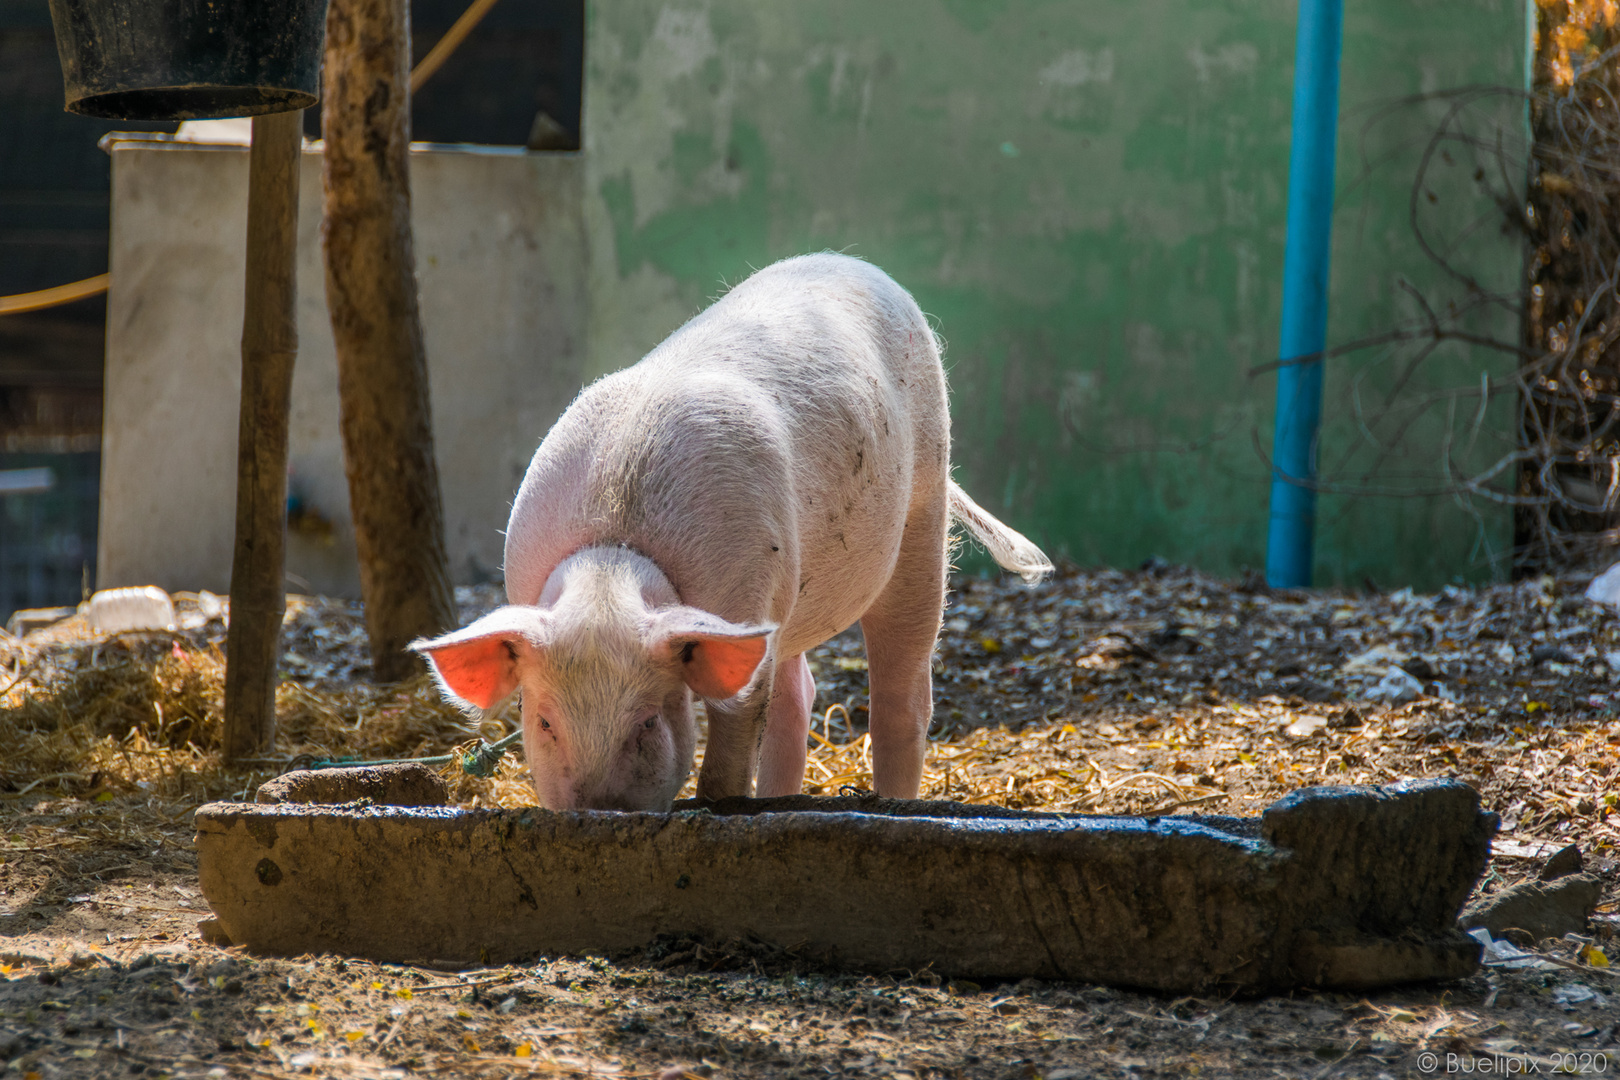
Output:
left=413, top=254, right=1051, bottom=810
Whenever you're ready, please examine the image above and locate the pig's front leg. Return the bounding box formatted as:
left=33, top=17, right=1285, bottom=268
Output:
left=757, top=652, right=814, bottom=797
left=693, top=660, right=773, bottom=800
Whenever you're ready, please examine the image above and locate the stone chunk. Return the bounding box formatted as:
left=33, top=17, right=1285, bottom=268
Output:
left=1459, top=873, right=1602, bottom=941
left=1538, top=843, right=1583, bottom=881
left=255, top=763, right=448, bottom=807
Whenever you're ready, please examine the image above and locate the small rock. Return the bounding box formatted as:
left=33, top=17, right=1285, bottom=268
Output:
left=1365, top=666, right=1423, bottom=705
left=197, top=919, right=233, bottom=947
left=1329, top=705, right=1365, bottom=728
left=1552, top=983, right=1607, bottom=1010
left=1284, top=714, right=1329, bottom=739
left=1539, top=844, right=1584, bottom=882
left=1584, top=562, right=1620, bottom=606
left=1342, top=644, right=1405, bottom=674
left=1400, top=656, right=1437, bottom=681
left=1459, top=873, right=1603, bottom=940
left=1279, top=678, right=1341, bottom=703
left=1530, top=645, right=1576, bottom=666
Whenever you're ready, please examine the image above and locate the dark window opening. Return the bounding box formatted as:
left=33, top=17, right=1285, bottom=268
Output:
left=304, top=0, right=585, bottom=150
left=0, top=1, right=174, bottom=621
left=0, top=0, right=586, bottom=620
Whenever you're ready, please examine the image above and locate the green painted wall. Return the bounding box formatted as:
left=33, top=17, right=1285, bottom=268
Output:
left=581, top=0, right=1525, bottom=587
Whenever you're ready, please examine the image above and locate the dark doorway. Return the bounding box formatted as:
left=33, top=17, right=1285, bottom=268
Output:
left=0, top=0, right=585, bottom=623
left=303, top=0, right=585, bottom=150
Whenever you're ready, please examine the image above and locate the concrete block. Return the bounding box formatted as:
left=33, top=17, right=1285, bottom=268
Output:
left=99, top=141, right=588, bottom=597
left=194, top=778, right=1493, bottom=992
left=255, top=763, right=448, bottom=807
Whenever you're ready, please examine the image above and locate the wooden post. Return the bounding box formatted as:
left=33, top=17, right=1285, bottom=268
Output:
left=321, top=0, right=456, bottom=683
left=223, top=111, right=304, bottom=761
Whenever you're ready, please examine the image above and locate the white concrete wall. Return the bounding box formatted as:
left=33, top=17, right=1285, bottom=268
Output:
left=98, top=143, right=587, bottom=597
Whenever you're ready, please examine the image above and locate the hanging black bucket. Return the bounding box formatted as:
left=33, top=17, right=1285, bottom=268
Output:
left=47, top=0, right=329, bottom=121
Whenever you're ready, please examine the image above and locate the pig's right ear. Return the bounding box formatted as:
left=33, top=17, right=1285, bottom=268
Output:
left=410, top=606, right=550, bottom=711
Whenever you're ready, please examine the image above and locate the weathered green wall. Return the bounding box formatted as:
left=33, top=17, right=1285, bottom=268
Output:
left=581, top=0, right=1525, bottom=587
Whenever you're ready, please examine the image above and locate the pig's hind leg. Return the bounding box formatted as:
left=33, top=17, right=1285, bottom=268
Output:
left=860, top=496, right=948, bottom=799
left=756, top=652, right=815, bottom=797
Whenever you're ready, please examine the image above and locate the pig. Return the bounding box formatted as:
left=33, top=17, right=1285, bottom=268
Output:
left=412, top=253, right=1051, bottom=810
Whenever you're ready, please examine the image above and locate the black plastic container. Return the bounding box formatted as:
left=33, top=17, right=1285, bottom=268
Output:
left=47, top=0, right=327, bottom=120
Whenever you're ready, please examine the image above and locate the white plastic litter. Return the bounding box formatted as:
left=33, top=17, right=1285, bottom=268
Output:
left=87, top=586, right=177, bottom=634
left=179, top=590, right=229, bottom=631
left=172, top=118, right=252, bottom=145
left=1341, top=643, right=1405, bottom=674
left=1584, top=562, right=1620, bottom=606
left=1552, top=983, right=1607, bottom=1010
left=1365, top=665, right=1424, bottom=705
left=1466, top=927, right=1556, bottom=971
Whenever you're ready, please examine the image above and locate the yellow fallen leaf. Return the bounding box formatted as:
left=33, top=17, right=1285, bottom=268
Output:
left=981, top=637, right=1001, bottom=654
left=396, top=987, right=413, bottom=1000
left=515, top=1043, right=533, bottom=1058
left=463, top=1035, right=481, bottom=1053
left=371, top=981, right=384, bottom=990
left=345, top=1030, right=365, bottom=1042
left=1581, top=945, right=1610, bottom=968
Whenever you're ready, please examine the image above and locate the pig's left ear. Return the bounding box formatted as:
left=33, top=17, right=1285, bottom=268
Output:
left=648, top=608, right=774, bottom=700
left=411, top=606, right=550, bottom=711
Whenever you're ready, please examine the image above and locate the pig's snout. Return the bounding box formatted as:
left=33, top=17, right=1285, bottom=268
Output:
left=538, top=712, right=681, bottom=812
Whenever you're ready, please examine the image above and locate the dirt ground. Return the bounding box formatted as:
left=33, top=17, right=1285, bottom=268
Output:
left=0, top=563, right=1617, bottom=1079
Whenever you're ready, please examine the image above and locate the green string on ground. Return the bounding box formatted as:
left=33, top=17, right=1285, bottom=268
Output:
left=308, top=729, right=523, bottom=778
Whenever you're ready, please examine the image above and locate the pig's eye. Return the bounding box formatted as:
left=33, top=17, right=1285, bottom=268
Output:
left=539, top=717, right=551, bottom=731
left=643, top=715, right=656, bottom=729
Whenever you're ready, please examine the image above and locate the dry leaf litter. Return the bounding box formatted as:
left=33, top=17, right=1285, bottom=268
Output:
left=0, top=565, right=1614, bottom=1079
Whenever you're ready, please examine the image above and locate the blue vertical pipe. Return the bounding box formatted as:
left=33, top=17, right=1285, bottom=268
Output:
left=1265, top=0, right=1344, bottom=588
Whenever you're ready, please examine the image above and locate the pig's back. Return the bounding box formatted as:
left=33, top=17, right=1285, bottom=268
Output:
left=506, top=254, right=948, bottom=644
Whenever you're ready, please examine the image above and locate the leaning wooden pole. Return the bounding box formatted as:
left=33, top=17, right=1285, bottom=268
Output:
left=322, top=0, right=456, bottom=682
left=223, top=111, right=304, bottom=761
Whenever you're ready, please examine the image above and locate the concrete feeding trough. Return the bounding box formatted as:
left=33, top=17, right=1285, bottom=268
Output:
left=194, top=771, right=1494, bottom=994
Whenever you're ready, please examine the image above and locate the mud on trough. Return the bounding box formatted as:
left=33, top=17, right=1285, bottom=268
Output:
left=0, top=564, right=1616, bottom=1079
